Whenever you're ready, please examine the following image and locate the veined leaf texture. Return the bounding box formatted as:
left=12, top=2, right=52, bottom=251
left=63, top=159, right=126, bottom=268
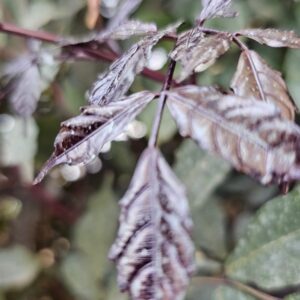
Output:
left=166, top=85, right=300, bottom=186
left=109, top=148, right=195, bottom=300
left=34, top=91, right=155, bottom=184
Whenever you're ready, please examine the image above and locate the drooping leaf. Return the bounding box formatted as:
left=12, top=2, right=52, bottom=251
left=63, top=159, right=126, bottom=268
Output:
left=231, top=50, right=297, bottom=120
left=1, top=46, right=59, bottom=117
left=226, top=186, right=300, bottom=290
left=109, top=148, right=195, bottom=300
left=198, top=0, right=237, bottom=24
left=166, top=85, right=300, bottom=186
left=34, top=91, right=155, bottom=184
left=89, top=22, right=180, bottom=105
left=174, top=139, right=230, bottom=208
left=238, top=29, right=300, bottom=48
left=170, top=29, right=231, bottom=82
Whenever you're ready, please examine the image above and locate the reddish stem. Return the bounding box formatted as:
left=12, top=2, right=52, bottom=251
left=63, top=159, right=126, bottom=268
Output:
left=0, top=21, right=173, bottom=85
left=0, top=22, right=61, bottom=43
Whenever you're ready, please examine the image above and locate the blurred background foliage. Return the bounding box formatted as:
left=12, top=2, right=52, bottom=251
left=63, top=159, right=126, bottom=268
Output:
left=1, top=0, right=300, bottom=299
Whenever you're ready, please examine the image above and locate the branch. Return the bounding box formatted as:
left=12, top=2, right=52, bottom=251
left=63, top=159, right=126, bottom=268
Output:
left=148, top=59, right=176, bottom=147
left=0, top=22, right=60, bottom=43
left=0, top=21, right=171, bottom=85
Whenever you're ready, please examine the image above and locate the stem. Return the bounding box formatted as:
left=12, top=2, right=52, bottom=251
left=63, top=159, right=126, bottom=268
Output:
left=232, top=36, right=267, bottom=102
left=0, top=21, right=172, bottom=85
left=148, top=60, right=176, bottom=147
left=0, top=22, right=60, bottom=43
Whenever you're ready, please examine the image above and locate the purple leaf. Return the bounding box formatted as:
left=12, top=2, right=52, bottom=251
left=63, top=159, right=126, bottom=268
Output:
left=166, top=85, right=300, bottom=186
left=198, top=0, right=237, bottom=24
left=170, top=28, right=231, bottom=82
left=109, top=148, right=195, bottom=300
left=33, top=91, right=155, bottom=184
left=89, top=22, right=181, bottom=105
left=238, top=28, right=300, bottom=48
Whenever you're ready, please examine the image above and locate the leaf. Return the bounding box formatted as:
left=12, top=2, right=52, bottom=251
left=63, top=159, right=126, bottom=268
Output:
left=231, top=50, right=297, bottom=120
left=34, top=91, right=155, bottom=184
left=238, top=29, right=300, bottom=48
left=106, top=0, right=143, bottom=31
left=109, top=148, right=195, bottom=300
left=169, top=29, right=231, bottom=82
left=1, top=46, right=59, bottom=117
left=285, top=294, right=300, bottom=300
left=193, top=196, right=228, bottom=259
left=89, top=22, right=180, bottom=105
left=226, top=186, right=300, bottom=289
left=63, top=20, right=157, bottom=47
left=102, top=20, right=157, bottom=41
left=212, top=286, right=257, bottom=300
left=165, top=85, right=300, bottom=186
left=174, top=140, right=230, bottom=208
left=0, top=115, right=38, bottom=181
left=74, top=177, right=118, bottom=280
left=0, top=245, right=40, bottom=290
left=198, top=0, right=237, bottom=23
left=61, top=253, right=104, bottom=300
left=2, top=54, right=40, bottom=117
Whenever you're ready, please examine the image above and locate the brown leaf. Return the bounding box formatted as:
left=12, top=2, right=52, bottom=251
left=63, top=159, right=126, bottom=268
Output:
left=89, top=22, right=181, bottom=105
left=109, top=148, right=195, bottom=300
left=238, top=29, right=300, bottom=48
left=85, top=0, right=101, bottom=29
left=166, top=85, right=300, bottom=186
left=170, top=29, right=231, bottom=82
left=198, top=0, right=237, bottom=23
left=33, top=91, right=155, bottom=184
left=231, top=50, right=297, bottom=120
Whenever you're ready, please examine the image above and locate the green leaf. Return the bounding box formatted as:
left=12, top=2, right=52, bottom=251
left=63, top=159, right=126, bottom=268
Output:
left=186, top=278, right=220, bottom=300
left=226, top=186, right=300, bottom=289
left=174, top=140, right=230, bottom=208
left=193, top=197, right=227, bottom=259
left=285, top=294, right=300, bottom=300
left=0, top=246, right=40, bottom=290
left=61, top=253, right=103, bottom=300
left=73, top=177, right=119, bottom=280
left=212, top=286, right=257, bottom=300
left=0, top=115, right=38, bottom=181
